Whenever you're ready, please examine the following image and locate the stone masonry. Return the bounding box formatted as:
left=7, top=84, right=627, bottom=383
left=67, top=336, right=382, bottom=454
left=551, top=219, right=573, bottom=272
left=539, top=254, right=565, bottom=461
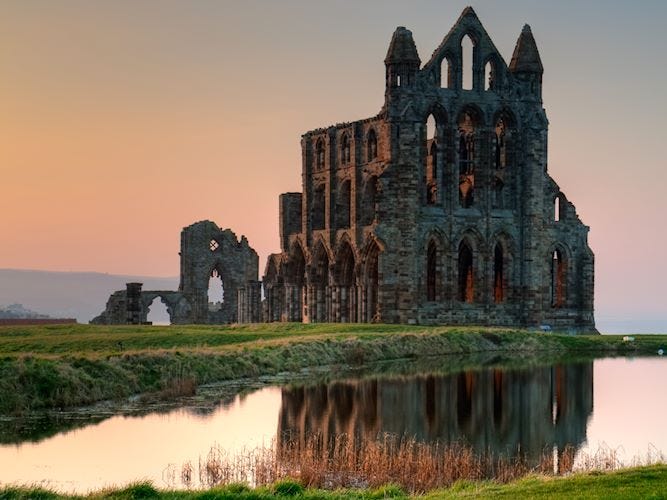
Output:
left=262, top=8, right=596, bottom=332
left=91, top=221, right=260, bottom=324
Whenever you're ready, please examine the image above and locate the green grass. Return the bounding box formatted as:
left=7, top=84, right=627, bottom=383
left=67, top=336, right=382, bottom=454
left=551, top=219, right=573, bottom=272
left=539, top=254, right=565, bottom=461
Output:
left=0, top=323, right=665, bottom=413
left=1, top=465, right=666, bottom=498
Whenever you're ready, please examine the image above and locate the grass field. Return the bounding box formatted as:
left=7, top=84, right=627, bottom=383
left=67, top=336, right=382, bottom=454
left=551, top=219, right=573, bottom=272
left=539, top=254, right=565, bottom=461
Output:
left=0, top=323, right=665, bottom=413
left=1, top=465, right=666, bottom=498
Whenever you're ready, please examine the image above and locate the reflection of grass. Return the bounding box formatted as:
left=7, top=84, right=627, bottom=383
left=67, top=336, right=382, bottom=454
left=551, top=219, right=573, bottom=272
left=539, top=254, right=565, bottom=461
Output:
left=0, top=324, right=665, bottom=413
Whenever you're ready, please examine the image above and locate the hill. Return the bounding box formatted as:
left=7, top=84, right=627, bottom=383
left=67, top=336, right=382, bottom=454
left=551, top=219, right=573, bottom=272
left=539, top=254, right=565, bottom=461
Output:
left=0, top=269, right=178, bottom=323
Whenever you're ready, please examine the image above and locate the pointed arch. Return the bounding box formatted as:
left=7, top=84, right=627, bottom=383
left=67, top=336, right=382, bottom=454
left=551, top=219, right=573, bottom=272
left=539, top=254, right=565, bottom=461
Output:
left=311, top=240, right=331, bottom=322
left=285, top=241, right=307, bottom=322
left=461, top=34, right=474, bottom=90
left=336, top=179, right=352, bottom=229
left=335, top=240, right=358, bottom=323
left=425, top=114, right=438, bottom=205
left=311, top=183, right=326, bottom=230
left=554, top=193, right=566, bottom=222
left=457, top=106, right=483, bottom=208
left=440, top=53, right=453, bottom=89
left=551, top=245, right=568, bottom=308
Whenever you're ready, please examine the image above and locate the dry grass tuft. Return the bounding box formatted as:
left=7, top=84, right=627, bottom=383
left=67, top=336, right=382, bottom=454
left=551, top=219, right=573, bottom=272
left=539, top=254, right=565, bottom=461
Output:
left=172, top=433, right=666, bottom=494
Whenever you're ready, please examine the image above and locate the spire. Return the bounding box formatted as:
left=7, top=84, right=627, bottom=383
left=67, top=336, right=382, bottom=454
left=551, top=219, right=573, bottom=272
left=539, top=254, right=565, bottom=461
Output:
left=509, top=24, right=543, bottom=74
left=384, top=27, right=421, bottom=66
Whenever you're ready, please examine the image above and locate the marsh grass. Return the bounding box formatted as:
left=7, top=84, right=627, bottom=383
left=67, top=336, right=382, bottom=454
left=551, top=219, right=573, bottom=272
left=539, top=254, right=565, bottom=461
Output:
left=1, top=323, right=664, bottom=413
left=174, top=433, right=666, bottom=494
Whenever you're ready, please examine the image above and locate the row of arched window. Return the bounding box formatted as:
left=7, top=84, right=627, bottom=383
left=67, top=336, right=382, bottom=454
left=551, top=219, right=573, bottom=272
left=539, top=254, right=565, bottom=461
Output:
left=310, top=176, right=378, bottom=231
left=437, top=34, right=500, bottom=92
left=424, top=111, right=512, bottom=209
left=313, top=129, right=378, bottom=171
left=426, top=240, right=508, bottom=304
left=425, top=241, right=567, bottom=308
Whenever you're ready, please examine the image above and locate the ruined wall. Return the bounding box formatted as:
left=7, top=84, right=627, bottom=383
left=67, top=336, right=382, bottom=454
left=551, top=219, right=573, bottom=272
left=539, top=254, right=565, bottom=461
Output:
left=179, top=221, right=259, bottom=323
left=92, top=221, right=260, bottom=325
left=264, top=8, right=596, bottom=332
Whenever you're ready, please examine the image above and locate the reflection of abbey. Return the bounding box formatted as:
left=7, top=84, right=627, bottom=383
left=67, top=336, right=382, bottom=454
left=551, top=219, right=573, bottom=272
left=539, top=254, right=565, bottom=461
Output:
left=94, top=8, right=595, bottom=332
left=277, top=363, right=593, bottom=468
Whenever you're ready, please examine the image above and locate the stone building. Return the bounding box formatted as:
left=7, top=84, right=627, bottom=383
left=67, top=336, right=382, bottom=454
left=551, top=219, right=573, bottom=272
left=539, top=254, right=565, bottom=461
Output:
left=92, top=221, right=260, bottom=324
left=262, top=8, right=595, bottom=332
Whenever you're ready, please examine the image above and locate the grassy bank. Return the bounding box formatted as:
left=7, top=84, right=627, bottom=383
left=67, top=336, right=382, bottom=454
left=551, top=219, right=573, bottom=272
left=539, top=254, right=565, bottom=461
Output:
left=0, top=323, right=665, bottom=413
left=1, top=465, right=666, bottom=498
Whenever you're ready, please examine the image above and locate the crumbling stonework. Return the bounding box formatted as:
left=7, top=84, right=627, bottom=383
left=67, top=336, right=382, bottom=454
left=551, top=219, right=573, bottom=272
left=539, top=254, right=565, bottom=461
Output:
left=263, top=8, right=595, bottom=332
left=91, top=221, right=259, bottom=324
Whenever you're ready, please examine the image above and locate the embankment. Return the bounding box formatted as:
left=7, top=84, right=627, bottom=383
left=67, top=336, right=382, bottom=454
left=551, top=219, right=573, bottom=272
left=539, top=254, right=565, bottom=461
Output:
left=0, top=324, right=664, bottom=413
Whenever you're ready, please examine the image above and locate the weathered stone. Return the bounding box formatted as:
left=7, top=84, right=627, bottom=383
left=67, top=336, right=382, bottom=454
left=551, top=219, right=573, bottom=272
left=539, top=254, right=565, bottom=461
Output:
left=263, top=8, right=595, bottom=333
left=91, top=221, right=259, bottom=325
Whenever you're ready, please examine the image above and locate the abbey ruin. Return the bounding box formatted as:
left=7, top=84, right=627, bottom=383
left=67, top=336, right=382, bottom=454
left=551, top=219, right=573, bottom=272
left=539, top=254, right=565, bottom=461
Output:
left=93, top=8, right=595, bottom=332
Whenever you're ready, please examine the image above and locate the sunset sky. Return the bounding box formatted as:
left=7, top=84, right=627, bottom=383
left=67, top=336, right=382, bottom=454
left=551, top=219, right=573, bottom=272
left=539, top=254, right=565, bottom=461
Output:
left=1, top=1, right=666, bottom=332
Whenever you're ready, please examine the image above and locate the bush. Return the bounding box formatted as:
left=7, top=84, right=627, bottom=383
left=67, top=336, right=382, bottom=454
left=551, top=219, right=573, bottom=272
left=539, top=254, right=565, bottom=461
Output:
left=273, top=478, right=304, bottom=496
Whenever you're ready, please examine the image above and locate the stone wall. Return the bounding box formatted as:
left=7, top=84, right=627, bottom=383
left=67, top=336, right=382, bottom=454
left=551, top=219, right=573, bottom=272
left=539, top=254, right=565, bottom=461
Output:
left=263, top=8, right=596, bottom=332
left=91, top=221, right=259, bottom=325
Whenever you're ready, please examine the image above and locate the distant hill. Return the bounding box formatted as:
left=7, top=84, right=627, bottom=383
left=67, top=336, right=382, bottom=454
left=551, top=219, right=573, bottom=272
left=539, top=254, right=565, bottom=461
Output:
left=0, top=303, right=51, bottom=319
left=0, top=269, right=178, bottom=323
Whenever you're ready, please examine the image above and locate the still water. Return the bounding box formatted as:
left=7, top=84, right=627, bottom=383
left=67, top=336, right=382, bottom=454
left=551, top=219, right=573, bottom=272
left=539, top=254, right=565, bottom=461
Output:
left=0, top=357, right=665, bottom=492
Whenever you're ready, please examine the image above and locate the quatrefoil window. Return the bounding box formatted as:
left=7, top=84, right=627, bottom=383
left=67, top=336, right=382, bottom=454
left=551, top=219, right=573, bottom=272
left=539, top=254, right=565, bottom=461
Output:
left=209, top=239, right=219, bottom=252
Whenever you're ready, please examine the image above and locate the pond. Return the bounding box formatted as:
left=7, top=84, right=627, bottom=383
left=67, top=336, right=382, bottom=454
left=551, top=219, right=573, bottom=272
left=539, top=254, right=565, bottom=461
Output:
left=0, top=356, right=665, bottom=492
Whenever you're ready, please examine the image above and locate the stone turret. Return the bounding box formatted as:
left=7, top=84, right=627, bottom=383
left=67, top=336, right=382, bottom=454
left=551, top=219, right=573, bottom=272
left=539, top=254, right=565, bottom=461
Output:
left=509, top=24, right=543, bottom=101
left=385, top=27, right=420, bottom=100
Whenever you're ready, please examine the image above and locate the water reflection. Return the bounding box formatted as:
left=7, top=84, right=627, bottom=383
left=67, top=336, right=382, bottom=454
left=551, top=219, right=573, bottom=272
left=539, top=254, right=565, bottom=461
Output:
left=278, top=363, right=593, bottom=466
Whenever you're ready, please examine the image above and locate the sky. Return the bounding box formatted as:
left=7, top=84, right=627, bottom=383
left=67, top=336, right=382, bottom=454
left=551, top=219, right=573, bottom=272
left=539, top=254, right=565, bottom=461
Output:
left=1, top=0, right=666, bottom=332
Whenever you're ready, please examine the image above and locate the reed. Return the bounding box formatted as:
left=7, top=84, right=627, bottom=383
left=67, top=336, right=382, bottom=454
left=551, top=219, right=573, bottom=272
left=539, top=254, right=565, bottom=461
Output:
left=177, top=433, right=665, bottom=494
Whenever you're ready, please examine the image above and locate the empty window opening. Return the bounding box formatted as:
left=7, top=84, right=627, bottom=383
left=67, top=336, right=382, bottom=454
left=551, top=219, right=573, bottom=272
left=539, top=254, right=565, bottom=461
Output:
left=315, top=139, right=325, bottom=170
left=426, top=114, right=436, bottom=141
left=551, top=249, right=566, bottom=308
left=313, top=247, right=330, bottom=323
left=461, top=35, right=474, bottom=90
left=495, top=118, right=506, bottom=169
left=458, top=241, right=474, bottom=303
left=336, top=243, right=357, bottom=323
left=312, top=185, right=326, bottom=230
left=554, top=195, right=564, bottom=222
left=146, top=297, right=170, bottom=325
left=441, top=57, right=450, bottom=88
left=288, top=245, right=306, bottom=321
left=209, top=239, right=219, bottom=252
left=493, top=243, right=505, bottom=303
left=336, top=180, right=351, bottom=229
left=341, top=134, right=351, bottom=165
left=458, top=112, right=475, bottom=208
left=484, top=60, right=495, bottom=91
left=208, top=269, right=224, bottom=311
left=427, top=241, right=437, bottom=301
left=426, top=115, right=438, bottom=205
left=367, top=129, right=378, bottom=161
